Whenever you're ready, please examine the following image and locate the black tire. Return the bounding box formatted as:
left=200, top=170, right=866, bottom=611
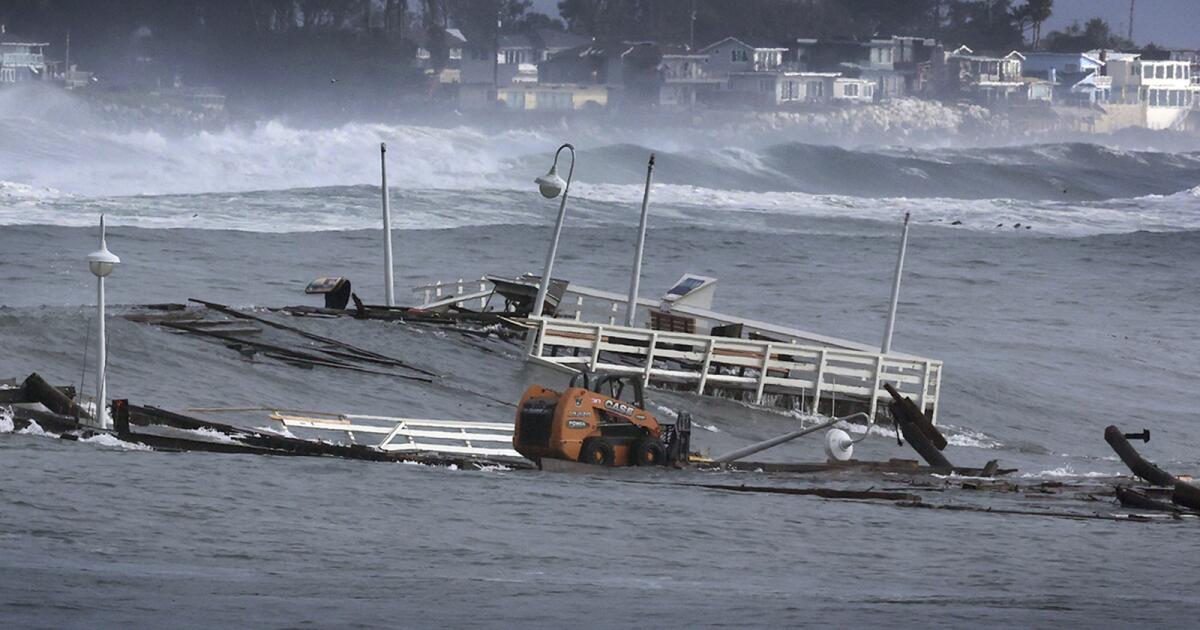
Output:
left=580, top=440, right=615, bottom=467
left=633, top=439, right=667, bottom=466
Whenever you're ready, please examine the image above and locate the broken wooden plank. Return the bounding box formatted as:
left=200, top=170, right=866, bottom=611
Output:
left=696, top=483, right=920, bottom=502
left=190, top=299, right=439, bottom=377
left=884, top=382, right=947, bottom=450
left=21, top=372, right=90, bottom=420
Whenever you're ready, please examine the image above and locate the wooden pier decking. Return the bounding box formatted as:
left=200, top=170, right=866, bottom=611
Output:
left=412, top=276, right=943, bottom=422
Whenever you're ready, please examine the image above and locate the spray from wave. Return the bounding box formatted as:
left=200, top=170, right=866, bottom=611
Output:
left=2, top=86, right=1199, bottom=235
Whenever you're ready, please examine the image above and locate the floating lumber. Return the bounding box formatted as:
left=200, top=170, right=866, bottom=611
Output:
left=1115, top=487, right=1183, bottom=513
left=894, top=499, right=1176, bottom=523
left=883, top=383, right=946, bottom=450
left=189, top=299, right=439, bottom=377
left=280, top=303, right=527, bottom=332
left=694, top=483, right=920, bottom=502
left=20, top=372, right=90, bottom=419
left=716, top=458, right=1015, bottom=477
left=158, top=321, right=433, bottom=383
left=887, top=391, right=953, bottom=471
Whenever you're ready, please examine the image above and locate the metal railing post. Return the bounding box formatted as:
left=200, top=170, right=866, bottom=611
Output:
left=696, top=337, right=716, bottom=394
left=755, top=342, right=773, bottom=405
left=869, top=354, right=884, bottom=421
left=643, top=331, right=658, bottom=387
left=812, top=349, right=826, bottom=414
left=589, top=324, right=604, bottom=370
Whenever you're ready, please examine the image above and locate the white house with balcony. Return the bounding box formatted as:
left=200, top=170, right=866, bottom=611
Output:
left=658, top=51, right=724, bottom=106
left=933, top=46, right=1027, bottom=102
left=0, top=28, right=49, bottom=85
left=722, top=67, right=877, bottom=107
left=1107, top=54, right=1196, bottom=129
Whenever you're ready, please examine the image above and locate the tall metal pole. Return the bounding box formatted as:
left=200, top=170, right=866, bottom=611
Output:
left=1128, top=0, right=1135, bottom=42
left=529, top=144, right=575, bottom=324
left=96, top=254, right=107, bottom=429
left=625, top=153, right=655, bottom=327
left=380, top=142, right=395, bottom=307
left=881, top=212, right=911, bottom=355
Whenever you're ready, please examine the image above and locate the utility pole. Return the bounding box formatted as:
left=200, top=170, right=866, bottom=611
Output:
left=493, top=1, right=500, bottom=99
left=689, top=0, right=696, bottom=50
left=1128, top=0, right=1135, bottom=42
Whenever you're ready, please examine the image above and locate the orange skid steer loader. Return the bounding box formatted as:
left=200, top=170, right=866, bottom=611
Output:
left=513, top=373, right=691, bottom=468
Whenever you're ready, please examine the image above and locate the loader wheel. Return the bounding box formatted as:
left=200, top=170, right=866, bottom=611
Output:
left=581, top=440, right=615, bottom=467
left=633, top=439, right=667, bottom=466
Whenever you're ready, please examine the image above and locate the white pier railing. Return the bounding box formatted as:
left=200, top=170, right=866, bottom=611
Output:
left=268, top=412, right=522, bottom=459
left=527, top=319, right=941, bottom=423
left=411, top=276, right=944, bottom=423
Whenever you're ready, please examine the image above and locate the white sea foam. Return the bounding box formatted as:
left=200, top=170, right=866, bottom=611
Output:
left=1020, top=466, right=1119, bottom=479
left=254, top=424, right=297, bottom=439
left=17, top=420, right=56, bottom=437
left=942, top=426, right=1003, bottom=449
left=3, top=89, right=1198, bottom=236
left=79, top=433, right=154, bottom=450
left=0, top=408, right=14, bottom=433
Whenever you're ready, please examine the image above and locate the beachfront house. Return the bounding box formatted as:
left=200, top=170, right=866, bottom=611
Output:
left=932, top=46, right=1027, bottom=102
left=725, top=71, right=862, bottom=107
left=413, top=27, right=468, bottom=84
left=538, top=41, right=662, bottom=106
left=1106, top=53, right=1197, bottom=129
left=698, top=37, right=787, bottom=78
left=496, top=83, right=608, bottom=111
left=1022, top=52, right=1109, bottom=105
left=0, top=27, right=49, bottom=85
left=658, top=49, right=723, bottom=107
left=792, top=36, right=938, bottom=99
left=459, top=28, right=592, bottom=86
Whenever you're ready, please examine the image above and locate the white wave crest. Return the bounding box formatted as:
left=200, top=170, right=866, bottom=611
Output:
left=1020, top=466, right=1119, bottom=479
left=79, top=433, right=153, bottom=451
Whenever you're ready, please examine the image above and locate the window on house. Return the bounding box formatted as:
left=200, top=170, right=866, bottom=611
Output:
left=1143, top=65, right=1152, bottom=79
left=844, top=83, right=859, bottom=96
left=1167, top=65, right=1176, bottom=79
left=808, top=81, right=823, bottom=98
left=733, top=49, right=748, bottom=62
left=1156, top=65, right=1165, bottom=79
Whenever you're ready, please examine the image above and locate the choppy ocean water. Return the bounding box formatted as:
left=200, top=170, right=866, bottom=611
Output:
left=2, top=91, right=1200, bottom=626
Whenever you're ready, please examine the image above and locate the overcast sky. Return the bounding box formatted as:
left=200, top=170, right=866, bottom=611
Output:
left=529, top=0, right=1199, bottom=49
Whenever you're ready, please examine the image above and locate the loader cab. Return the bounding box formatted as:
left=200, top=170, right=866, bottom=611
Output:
left=571, top=372, right=645, bottom=410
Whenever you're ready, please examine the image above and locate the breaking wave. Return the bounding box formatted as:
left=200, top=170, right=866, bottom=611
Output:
left=2, top=86, right=1198, bottom=235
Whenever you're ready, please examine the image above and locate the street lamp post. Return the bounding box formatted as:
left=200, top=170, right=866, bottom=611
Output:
left=86, top=214, right=120, bottom=430
left=529, top=143, right=576, bottom=323
left=625, top=153, right=655, bottom=327
left=380, top=142, right=396, bottom=307
left=881, top=212, right=911, bottom=355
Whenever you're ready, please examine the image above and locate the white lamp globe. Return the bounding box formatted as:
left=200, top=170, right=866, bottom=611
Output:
left=535, top=167, right=566, bottom=199
left=87, top=248, right=120, bottom=278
